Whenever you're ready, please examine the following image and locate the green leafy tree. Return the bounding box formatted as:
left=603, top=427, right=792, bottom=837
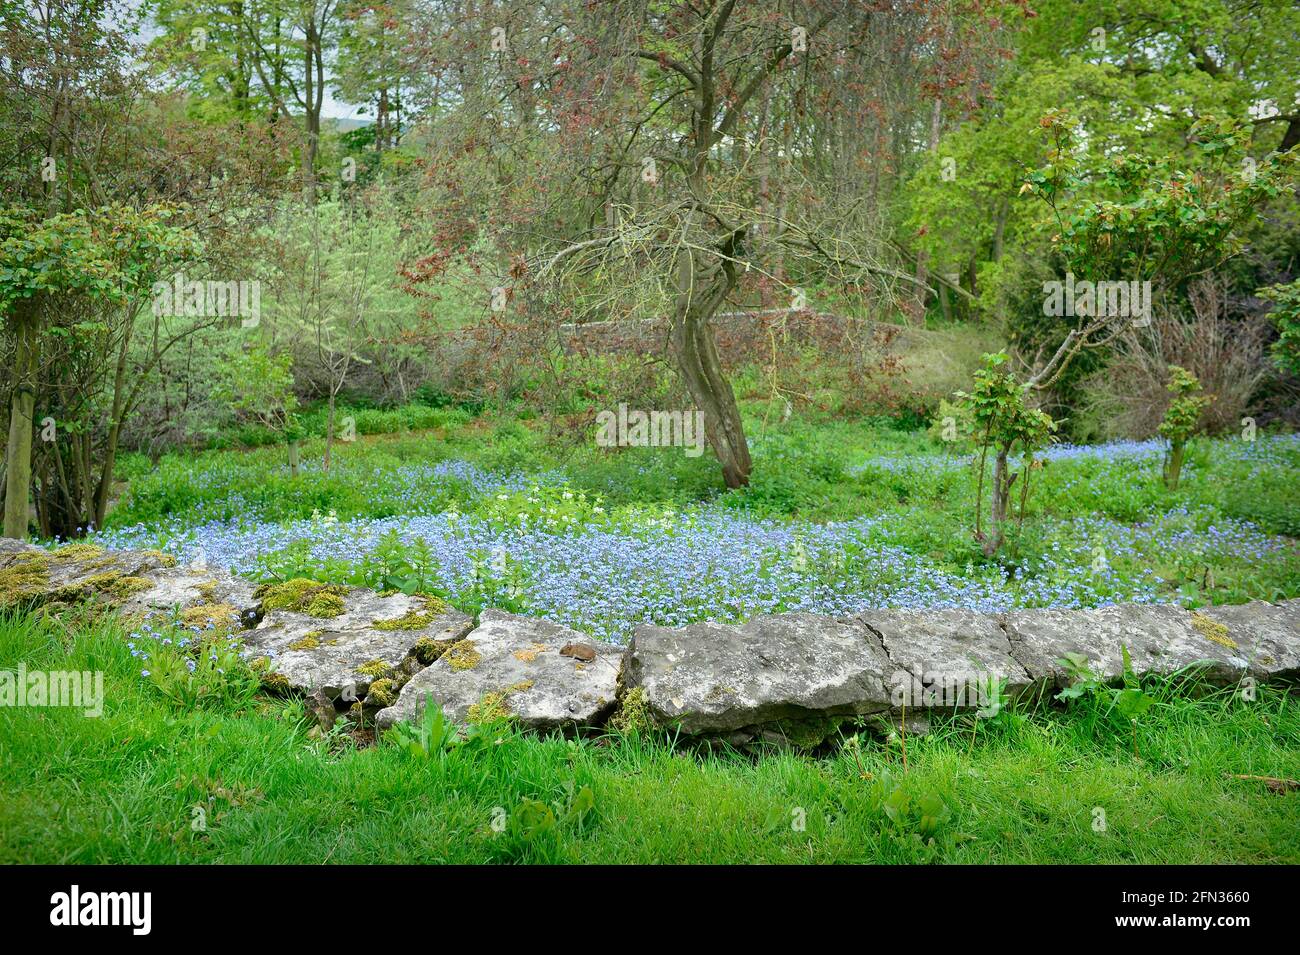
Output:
left=1257, top=280, right=1300, bottom=378
left=1157, top=366, right=1210, bottom=491
left=215, top=344, right=303, bottom=475
left=1017, top=113, right=1295, bottom=399
left=954, top=352, right=1057, bottom=557
left=1, top=204, right=199, bottom=538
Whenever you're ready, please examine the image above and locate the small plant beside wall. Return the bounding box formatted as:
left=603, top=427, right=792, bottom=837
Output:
left=955, top=352, right=1057, bottom=556
left=1157, top=366, right=1210, bottom=491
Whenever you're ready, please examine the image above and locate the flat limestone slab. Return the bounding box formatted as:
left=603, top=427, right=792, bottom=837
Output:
left=1003, top=603, right=1249, bottom=688
left=1197, top=600, right=1300, bottom=683
left=119, top=566, right=260, bottom=625
left=623, top=613, right=892, bottom=738
left=376, top=609, right=622, bottom=732
left=860, top=608, right=1033, bottom=704
left=1, top=542, right=175, bottom=609
left=243, top=590, right=473, bottom=704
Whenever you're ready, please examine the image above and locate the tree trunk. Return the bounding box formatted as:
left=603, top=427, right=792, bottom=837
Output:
left=670, top=253, right=752, bottom=488
left=983, top=447, right=1009, bottom=557
left=1165, top=442, right=1185, bottom=491
left=992, top=200, right=1008, bottom=262
left=288, top=438, right=301, bottom=478
left=3, top=302, right=39, bottom=538
left=909, top=98, right=944, bottom=324
left=324, top=392, right=335, bottom=472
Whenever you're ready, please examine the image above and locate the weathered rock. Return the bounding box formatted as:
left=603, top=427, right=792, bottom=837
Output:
left=0, top=542, right=175, bottom=610
left=376, top=609, right=622, bottom=732
left=859, top=608, right=1034, bottom=706
left=118, top=565, right=261, bottom=630
left=1197, top=600, right=1300, bottom=683
left=622, top=613, right=891, bottom=743
left=0, top=537, right=43, bottom=564
left=242, top=589, right=473, bottom=706
left=1003, top=603, right=1249, bottom=688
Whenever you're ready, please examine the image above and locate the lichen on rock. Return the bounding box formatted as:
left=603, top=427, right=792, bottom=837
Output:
left=1191, top=612, right=1238, bottom=650
left=444, top=639, right=481, bottom=671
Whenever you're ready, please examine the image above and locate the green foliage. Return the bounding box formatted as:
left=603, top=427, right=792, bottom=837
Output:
left=954, top=352, right=1057, bottom=554
left=215, top=345, right=300, bottom=441
left=876, top=770, right=952, bottom=846
left=0, top=203, right=198, bottom=309
left=1157, top=367, right=1209, bottom=446
left=1024, top=114, right=1295, bottom=286
left=1056, top=646, right=1157, bottom=756
left=1258, top=280, right=1300, bottom=378
left=1157, top=366, right=1209, bottom=490
left=957, top=353, right=1056, bottom=454
left=137, top=627, right=259, bottom=711
left=385, top=693, right=462, bottom=759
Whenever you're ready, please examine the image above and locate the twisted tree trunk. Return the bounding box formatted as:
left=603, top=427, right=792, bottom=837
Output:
left=670, top=246, right=752, bottom=488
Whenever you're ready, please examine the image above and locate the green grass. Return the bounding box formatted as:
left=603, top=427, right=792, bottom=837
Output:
left=3, top=610, right=1297, bottom=864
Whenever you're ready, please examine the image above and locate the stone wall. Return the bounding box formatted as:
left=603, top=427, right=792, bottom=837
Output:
left=3, top=538, right=1296, bottom=747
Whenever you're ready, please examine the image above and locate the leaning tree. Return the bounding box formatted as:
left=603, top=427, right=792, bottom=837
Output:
left=402, top=0, right=984, bottom=487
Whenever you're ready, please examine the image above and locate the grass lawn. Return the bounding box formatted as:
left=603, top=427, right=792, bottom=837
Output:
left=2, top=610, right=1297, bottom=864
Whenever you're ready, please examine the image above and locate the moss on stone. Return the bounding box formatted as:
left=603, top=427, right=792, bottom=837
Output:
left=413, top=636, right=455, bottom=664
left=50, top=570, right=152, bottom=603
left=261, top=672, right=292, bottom=693
left=444, top=639, right=481, bottom=671
left=0, top=553, right=51, bottom=606
left=256, top=578, right=348, bottom=618
left=608, top=687, right=653, bottom=733
left=416, top=594, right=451, bottom=615
left=104, top=575, right=153, bottom=600
left=51, top=543, right=105, bottom=561
left=140, top=549, right=178, bottom=568
left=180, top=602, right=239, bottom=634
left=1191, top=612, right=1238, bottom=650
left=365, top=678, right=398, bottom=707
left=771, top=715, right=845, bottom=751
left=356, top=659, right=392, bottom=678
left=374, top=610, right=435, bottom=631
left=305, top=592, right=345, bottom=617
left=288, top=633, right=322, bottom=651
left=374, top=595, right=452, bottom=631
left=467, top=691, right=509, bottom=724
